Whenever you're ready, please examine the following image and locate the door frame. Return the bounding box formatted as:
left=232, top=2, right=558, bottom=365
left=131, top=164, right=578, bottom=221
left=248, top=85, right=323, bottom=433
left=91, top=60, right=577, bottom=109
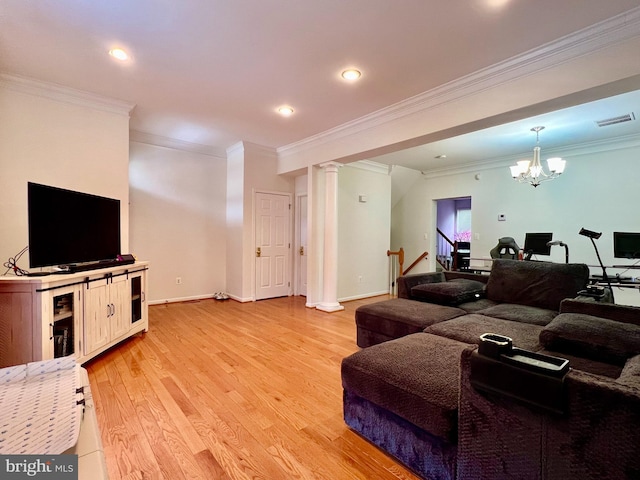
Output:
left=294, top=193, right=308, bottom=296
left=252, top=189, right=293, bottom=301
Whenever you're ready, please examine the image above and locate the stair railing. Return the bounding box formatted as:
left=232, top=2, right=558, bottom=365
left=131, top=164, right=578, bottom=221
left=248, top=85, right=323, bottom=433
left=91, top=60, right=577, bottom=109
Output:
left=436, top=228, right=455, bottom=270
left=403, top=251, right=429, bottom=275
left=387, top=248, right=429, bottom=295
left=436, top=229, right=469, bottom=271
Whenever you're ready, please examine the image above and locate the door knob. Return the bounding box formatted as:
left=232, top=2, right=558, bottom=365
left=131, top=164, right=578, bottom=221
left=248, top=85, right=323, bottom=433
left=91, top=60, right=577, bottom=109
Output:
left=256, top=247, right=261, bottom=257
left=299, top=246, right=304, bottom=256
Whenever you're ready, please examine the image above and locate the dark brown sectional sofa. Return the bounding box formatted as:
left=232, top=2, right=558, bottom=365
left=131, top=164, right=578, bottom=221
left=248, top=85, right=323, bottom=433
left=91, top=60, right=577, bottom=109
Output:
left=342, top=259, right=640, bottom=480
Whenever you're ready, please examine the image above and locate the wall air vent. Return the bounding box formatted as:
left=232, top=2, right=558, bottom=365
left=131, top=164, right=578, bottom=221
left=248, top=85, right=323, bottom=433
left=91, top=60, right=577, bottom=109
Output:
left=595, top=112, right=635, bottom=127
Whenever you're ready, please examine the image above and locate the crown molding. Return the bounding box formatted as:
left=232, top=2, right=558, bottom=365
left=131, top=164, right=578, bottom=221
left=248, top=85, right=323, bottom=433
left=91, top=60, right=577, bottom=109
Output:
left=242, top=141, right=277, bottom=158
left=346, top=160, right=391, bottom=175
left=226, top=141, right=276, bottom=159
left=131, top=130, right=227, bottom=158
left=226, top=141, right=245, bottom=156
left=278, top=6, right=640, bottom=159
left=419, top=132, right=640, bottom=179
left=0, top=72, right=135, bottom=116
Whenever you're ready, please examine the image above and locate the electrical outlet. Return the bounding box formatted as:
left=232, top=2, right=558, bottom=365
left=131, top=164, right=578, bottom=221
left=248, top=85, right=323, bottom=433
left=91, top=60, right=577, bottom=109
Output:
left=176, top=277, right=182, bottom=285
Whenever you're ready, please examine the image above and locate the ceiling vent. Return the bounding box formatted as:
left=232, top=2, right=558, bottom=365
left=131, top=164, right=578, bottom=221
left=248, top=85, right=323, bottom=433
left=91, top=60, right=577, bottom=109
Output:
left=595, top=112, right=636, bottom=127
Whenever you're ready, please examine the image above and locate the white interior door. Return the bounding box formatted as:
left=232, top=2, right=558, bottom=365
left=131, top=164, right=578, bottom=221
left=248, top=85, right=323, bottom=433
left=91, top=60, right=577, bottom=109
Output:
left=255, top=192, right=291, bottom=300
left=297, top=195, right=308, bottom=296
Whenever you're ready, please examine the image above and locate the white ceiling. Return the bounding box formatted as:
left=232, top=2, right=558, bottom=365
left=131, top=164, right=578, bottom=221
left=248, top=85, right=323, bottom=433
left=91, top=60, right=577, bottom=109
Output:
left=2, top=0, right=640, bottom=170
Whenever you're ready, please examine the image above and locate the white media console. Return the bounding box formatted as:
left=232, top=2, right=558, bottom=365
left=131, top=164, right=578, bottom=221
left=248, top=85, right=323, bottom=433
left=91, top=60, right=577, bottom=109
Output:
left=0, top=261, right=149, bottom=368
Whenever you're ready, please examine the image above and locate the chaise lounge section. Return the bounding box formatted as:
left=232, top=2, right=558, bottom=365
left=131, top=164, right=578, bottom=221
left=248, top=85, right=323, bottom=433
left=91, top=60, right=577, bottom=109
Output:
left=342, top=259, right=640, bottom=479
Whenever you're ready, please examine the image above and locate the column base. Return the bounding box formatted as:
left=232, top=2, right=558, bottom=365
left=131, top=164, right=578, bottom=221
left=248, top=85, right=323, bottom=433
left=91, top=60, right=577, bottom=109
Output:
left=316, top=302, right=345, bottom=313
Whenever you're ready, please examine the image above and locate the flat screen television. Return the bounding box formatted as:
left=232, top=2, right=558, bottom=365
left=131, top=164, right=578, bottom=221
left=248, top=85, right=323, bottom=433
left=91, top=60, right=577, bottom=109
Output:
left=613, top=232, right=640, bottom=259
left=524, top=232, right=553, bottom=256
left=28, top=182, right=121, bottom=268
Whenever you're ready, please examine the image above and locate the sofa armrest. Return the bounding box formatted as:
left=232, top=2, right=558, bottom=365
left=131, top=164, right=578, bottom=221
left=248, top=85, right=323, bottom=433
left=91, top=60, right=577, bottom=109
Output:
left=397, top=272, right=445, bottom=299
left=559, top=298, right=640, bottom=326
left=458, top=347, right=640, bottom=480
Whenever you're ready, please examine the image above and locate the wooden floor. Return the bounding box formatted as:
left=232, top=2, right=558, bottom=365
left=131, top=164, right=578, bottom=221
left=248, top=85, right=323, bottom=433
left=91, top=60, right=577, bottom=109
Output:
left=86, top=295, right=421, bottom=480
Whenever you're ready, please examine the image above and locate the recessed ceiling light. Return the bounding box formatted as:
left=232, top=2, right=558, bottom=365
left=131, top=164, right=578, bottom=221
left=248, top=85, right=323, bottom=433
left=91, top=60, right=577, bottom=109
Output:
left=109, top=48, right=129, bottom=61
left=278, top=106, right=294, bottom=116
left=341, top=69, right=362, bottom=81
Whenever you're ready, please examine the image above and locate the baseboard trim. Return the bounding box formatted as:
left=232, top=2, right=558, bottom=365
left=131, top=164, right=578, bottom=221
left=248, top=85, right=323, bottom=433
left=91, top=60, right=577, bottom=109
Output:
left=148, top=294, right=218, bottom=305
left=338, top=291, right=390, bottom=303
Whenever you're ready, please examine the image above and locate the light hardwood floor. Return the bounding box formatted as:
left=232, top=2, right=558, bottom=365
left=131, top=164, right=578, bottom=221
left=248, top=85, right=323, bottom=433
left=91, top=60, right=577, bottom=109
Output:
left=86, top=295, right=421, bottom=480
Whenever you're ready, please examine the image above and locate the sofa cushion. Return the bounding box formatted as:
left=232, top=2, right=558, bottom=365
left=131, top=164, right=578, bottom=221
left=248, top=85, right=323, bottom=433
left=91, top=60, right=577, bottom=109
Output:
left=341, top=333, right=473, bottom=443
left=411, top=279, right=486, bottom=306
left=355, top=298, right=466, bottom=344
left=560, top=299, right=640, bottom=326
left=457, top=298, right=498, bottom=314
left=475, top=303, right=557, bottom=326
left=425, top=314, right=544, bottom=351
left=397, top=272, right=446, bottom=299
left=485, top=259, right=589, bottom=311
left=540, top=313, right=640, bottom=365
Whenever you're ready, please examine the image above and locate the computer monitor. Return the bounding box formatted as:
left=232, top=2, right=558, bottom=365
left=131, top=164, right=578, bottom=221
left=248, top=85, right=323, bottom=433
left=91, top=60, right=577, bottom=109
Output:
left=613, top=232, right=640, bottom=259
left=524, top=232, right=553, bottom=257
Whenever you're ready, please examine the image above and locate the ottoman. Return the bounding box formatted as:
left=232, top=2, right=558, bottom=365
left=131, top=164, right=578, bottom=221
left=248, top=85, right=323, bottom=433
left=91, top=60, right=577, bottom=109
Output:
left=342, top=332, right=474, bottom=480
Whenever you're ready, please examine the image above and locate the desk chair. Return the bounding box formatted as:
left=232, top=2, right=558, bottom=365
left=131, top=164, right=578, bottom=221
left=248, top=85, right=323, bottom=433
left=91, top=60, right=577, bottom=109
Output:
left=490, top=237, right=520, bottom=260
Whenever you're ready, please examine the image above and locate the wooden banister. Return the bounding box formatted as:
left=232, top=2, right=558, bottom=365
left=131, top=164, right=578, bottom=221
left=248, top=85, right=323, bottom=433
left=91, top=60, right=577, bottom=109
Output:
left=388, top=248, right=428, bottom=276
left=437, top=228, right=454, bottom=248
left=403, top=251, right=428, bottom=275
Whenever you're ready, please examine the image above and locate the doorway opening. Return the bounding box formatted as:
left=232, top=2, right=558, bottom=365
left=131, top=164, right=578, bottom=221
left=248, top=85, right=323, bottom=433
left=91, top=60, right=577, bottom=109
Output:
left=254, top=191, right=292, bottom=300
left=436, top=197, right=472, bottom=271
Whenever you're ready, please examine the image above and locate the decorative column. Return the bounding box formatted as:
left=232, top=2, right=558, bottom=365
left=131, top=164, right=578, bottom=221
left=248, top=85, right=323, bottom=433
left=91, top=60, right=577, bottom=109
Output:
left=317, top=162, right=344, bottom=312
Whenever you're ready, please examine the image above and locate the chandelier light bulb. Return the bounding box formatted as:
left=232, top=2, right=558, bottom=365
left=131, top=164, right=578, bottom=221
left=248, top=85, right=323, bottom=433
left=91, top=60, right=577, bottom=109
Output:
left=509, top=126, right=566, bottom=187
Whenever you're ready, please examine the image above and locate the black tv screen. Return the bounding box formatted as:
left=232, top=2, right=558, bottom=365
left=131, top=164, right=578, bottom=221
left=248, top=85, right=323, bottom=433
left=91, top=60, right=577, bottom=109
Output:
left=614, top=232, right=640, bottom=259
left=524, top=232, right=553, bottom=256
left=28, top=182, right=121, bottom=268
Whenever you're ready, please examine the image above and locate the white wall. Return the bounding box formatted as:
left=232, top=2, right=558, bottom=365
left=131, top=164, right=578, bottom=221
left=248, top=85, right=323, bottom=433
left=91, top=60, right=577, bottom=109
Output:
left=129, top=142, right=227, bottom=303
left=0, top=78, right=131, bottom=270
left=391, top=181, right=432, bottom=275
left=338, top=164, right=391, bottom=301
left=225, top=143, right=246, bottom=300
left=225, top=142, right=294, bottom=302
left=392, top=139, right=640, bottom=305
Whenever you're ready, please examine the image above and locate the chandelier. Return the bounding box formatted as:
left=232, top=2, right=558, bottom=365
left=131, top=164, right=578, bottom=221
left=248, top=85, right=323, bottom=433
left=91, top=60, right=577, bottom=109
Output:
left=509, top=126, right=566, bottom=187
